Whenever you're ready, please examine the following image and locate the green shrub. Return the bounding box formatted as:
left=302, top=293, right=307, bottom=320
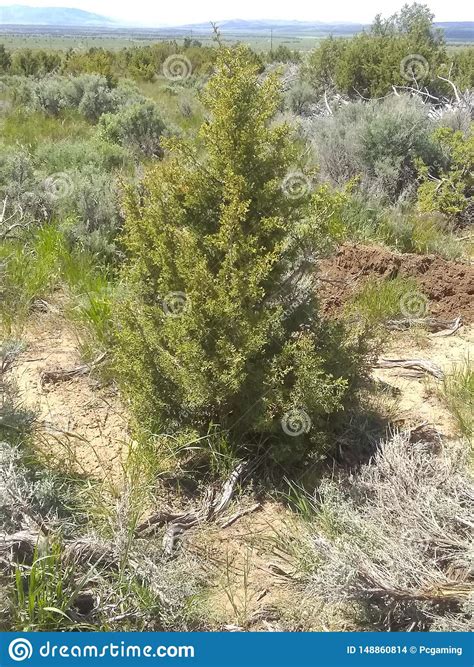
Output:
left=310, top=96, right=441, bottom=201
left=286, top=80, right=317, bottom=115
left=114, top=45, right=365, bottom=463
left=303, top=4, right=447, bottom=99
left=417, top=126, right=474, bottom=221
left=75, top=75, right=122, bottom=121
left=62, top=47, right=116, bottom=85
left=0, top=137, right=125, bottom=261
left=267, top=45, right=301, bottom=64
left=0, top=45, right=11, bottom=73
left=8, top=74, right=143, bottom=123
left=379, top=210, right=461, bottom=258
left=345, top=276, right=426, bottom=327
left=302, top=36, right=348, bottom=96
left=98, top=102, right=166, bottom=157
left=10, top=49, right=61, bottom=76
left=448, top=46, right=474, bottom=90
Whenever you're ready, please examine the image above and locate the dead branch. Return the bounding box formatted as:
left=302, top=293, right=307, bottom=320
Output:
left=211, top=461, right=247, bottom=515
left=0, top=530, right=43, bottom=566
left=134, top=511, right=186, bottom=537
left=437, top=75, right=461, bottom=105
left=40, top=352, right=107, bottom=385
left=30, top=299, right=59, bottom=314
left=1, top=347, right=21, bottom=375
left=359, top=571, right=473, bottom=604
left=392, top=85, right=441, bottom=102
left=136, top=462, right=248, bottom=556
left=374, top=358, right=444, bottom=379
left=430, top=317, right=462, bottom=337
left=220, top=503, right=261, bottom=529
left=0, top=197, right=27, bottom=241
left=63, top=538, right=119, bottom=569
left=323, top=90, right=333, bottom=115
left=0, top=531, right=119, bottom=571
left=385, top=316, right=462, bottom=334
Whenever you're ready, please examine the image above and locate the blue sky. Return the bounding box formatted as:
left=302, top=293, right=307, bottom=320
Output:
left=1, top=0, right=472, bottom=25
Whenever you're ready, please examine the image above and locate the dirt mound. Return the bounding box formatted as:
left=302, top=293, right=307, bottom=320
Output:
left=318, top=244, right=474, bottom=322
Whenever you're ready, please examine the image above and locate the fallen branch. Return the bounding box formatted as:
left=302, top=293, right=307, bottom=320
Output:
left=374, top=358, right=444, bottom=380
left=0, top=531, right=44, bottom=566
left=323, top=90, right=333, bottom=115
left=136, top=462, right=248, bottom=556
left=360, top=570, right=473, bottom=604
left=0, top=531, right=120, bottom=571
left=41, top=352, right=107, bottom=385
left=211, top=461, right=247, bottom=515
left=220, top=502, right=261, bottom=529
left=385, top=316, right=462, bottom=334
left=134, top=511, right=186, bottom=537
left=437, top=75, right=462, bottom=105
left=63, top=538, right=119, bottom=569
left=1, top=349, right=20, bottom=375
left=31, top=299, right=59, bottom=314
left=430, top=316, right=462, bottom=338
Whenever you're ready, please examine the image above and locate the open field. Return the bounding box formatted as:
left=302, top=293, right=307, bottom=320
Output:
left=0, top=31, right=321, bottom=53
left=0, top=21, right=473, bottom=52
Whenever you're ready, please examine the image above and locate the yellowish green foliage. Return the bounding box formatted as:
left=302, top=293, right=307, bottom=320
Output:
left=115, top=45, right=365, bottom=462
left=417, top=126, right=474, bottom=219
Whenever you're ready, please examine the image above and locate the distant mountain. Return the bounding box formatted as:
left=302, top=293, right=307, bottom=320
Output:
left=169, top=18, right=473, bottom=40
left=174, top=18, right=366, bottom=35
left=0, top=5, right=116, bottom=26
left=436, top=22, right=474, bottom=41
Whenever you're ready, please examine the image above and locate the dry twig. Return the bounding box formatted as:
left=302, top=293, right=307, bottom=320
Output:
left=374, top=358, right=444, bottom=379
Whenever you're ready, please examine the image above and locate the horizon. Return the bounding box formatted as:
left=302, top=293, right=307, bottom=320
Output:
left=0, top=0, right=473, bottom=27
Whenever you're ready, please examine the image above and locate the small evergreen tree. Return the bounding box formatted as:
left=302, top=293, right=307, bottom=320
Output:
left=115, top=45, right=363, bottom=461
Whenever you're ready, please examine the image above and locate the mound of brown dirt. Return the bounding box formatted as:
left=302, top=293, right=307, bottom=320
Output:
left=318, top=244, right=474, bottom=323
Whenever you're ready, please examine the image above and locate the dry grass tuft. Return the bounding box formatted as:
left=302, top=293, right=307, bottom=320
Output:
left=306, top=431, right=473, bottom=630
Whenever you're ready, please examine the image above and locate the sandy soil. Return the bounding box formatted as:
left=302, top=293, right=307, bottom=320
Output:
left=8, top=309, right=129, bottom=485
left=375, top=324, right=473, bottom=436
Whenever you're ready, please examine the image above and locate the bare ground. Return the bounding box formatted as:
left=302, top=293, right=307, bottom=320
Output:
left=375, top=324, right=474, bottom=436
left=7, top=309, right=129, bottom=486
